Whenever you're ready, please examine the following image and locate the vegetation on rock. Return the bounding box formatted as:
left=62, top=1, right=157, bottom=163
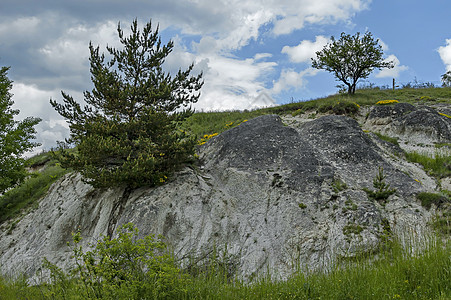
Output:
left=363, top=167, right=396, bottom=203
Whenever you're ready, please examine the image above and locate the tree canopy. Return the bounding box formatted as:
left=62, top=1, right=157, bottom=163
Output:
left=51, top=19, right=203, bottom=189
left=442, top=71, right=451, bottom=87
left=0, top=66, right=41, bottom=194
left=312, top=31, right=394, bottom=94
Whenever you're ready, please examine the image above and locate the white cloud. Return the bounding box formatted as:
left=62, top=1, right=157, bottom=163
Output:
left=11, top=82, right=80, bottom=152
left=375, top=54, right=408, bottom=78
left=438, top=39, right=451, bottom=72
left=378, top=39, right=389, bottom=51
left=0, top=16, right=42, bottom=45
left=194, top=54, right=278, bottom=110
left=271, top=68, right=319, bottom=94
left=38, top=21, right=120, bottom=75
left=282, top=36, right=329, bottom=63
left=254, top=53, right=273, bottom=61
left=272, top=0, right=371, bottom=35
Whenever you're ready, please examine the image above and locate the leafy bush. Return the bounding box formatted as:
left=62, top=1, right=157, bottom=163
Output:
left=317, top=101, right=360, bottom=116
left=44, top=223, right=189, bottom=299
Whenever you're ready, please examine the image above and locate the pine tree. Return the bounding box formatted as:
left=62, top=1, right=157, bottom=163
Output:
left=50, top=20, right=203, bottom=189
left=0, top=66, right=41, bottom=193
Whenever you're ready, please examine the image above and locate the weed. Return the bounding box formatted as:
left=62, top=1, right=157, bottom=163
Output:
left=332, top=179, right=348, bottom=193
left=298, top=203, right=307, bottom=209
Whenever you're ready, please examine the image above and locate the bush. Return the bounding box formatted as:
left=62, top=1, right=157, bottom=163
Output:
left=317, top=101, right=360, bottom=116
left=44, top=223, right=189, bottom=299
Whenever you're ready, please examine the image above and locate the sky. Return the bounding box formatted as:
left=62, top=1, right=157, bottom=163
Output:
left=1, top=0, right=450, bottom=154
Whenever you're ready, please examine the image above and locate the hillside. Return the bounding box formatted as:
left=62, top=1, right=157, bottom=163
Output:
left=0, top=88, right=450, bottom=287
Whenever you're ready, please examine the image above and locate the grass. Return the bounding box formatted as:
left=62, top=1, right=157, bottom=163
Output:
left=374, top=132, right=400, bottom=147
left=0, top=152, right=69, bottom=225
left=416, top=192, right=450, bottom=210
left=182, top=87, right=451, bottom=138
left=405, top=151, right=451, bottom=178
left=0, top=236, right=449, bottom=299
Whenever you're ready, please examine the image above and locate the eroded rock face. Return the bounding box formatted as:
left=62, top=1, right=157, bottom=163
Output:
left=365, top=103, right=451, bottom=144
left=0, top=114, right=435, bottom=282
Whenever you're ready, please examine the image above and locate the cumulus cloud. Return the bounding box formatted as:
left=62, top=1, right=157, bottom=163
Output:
left=11, top=82, right=79, bottom=153
left=194, top=54, right=277, bottom=110
left=272, top=0, right=371, bottom=35
left=438, top=39, right=451, bottom=72
left=282, top=36, right=329, bottom=63
left=375, top=54, right=408, bottom=78
left=271, top=68, right=319, bottom=94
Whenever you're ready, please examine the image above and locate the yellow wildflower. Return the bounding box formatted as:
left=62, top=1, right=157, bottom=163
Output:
left=376, top=100, right=399, bottom=105
left=439, top=112, right=451, bottom=119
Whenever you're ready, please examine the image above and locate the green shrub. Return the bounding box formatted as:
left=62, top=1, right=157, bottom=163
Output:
left=332, top=179, right=348, bottom=193
left=43, top=223, right=189, bottom=299
left=317, top=101, right=360, bottom=116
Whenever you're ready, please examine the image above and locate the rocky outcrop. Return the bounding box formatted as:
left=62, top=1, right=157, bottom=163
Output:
left=0, top=112, right=439, bottom=283
left=363, top=103, right=451, bottom=150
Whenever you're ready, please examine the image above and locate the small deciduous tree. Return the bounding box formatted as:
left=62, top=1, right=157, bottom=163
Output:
left=0, top=66, right=41, bottom=194
left=50, top=19, right=203, bottom=189
left=312, top=31, right=394, bottom=94
left=441, top=70, right=451, bottom=87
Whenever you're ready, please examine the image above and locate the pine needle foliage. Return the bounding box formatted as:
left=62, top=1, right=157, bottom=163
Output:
left=50, top=20, right=203, bottom=189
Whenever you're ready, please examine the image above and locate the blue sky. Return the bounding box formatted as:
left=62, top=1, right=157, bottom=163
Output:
left=1, top=0, right=450, bottom=153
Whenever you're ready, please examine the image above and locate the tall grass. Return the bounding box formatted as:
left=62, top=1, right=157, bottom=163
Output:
left=0, top=236, right=449, bottom=299
left=183, top=238, right=450, bottom=300
left=405, top=151, right=451, bottom=178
